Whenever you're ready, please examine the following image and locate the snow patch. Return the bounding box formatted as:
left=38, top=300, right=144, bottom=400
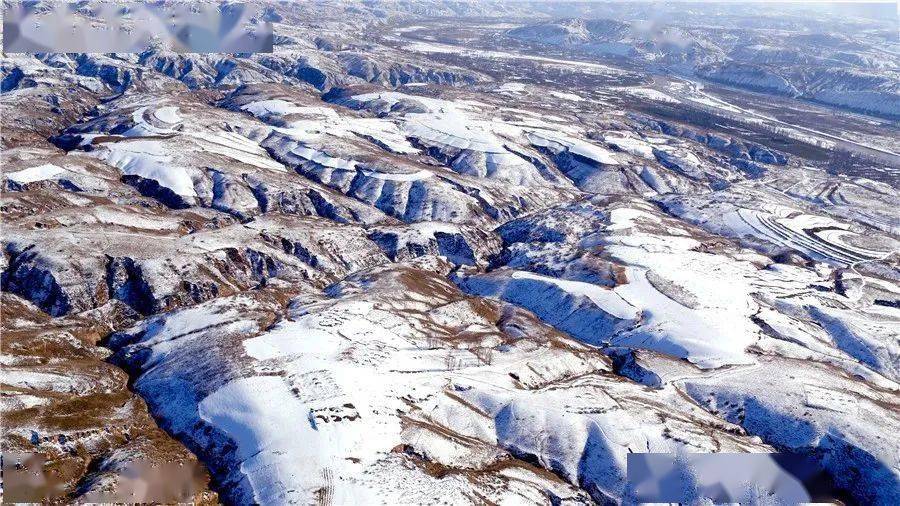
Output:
left=6, top=164, right=66, bottom=184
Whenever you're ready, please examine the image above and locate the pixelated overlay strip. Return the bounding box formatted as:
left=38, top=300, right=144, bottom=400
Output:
left=3, top=452, right=210, bottom=502
left=3, top=1, right=273, bottom=53
left=627, top=452, right=843, bottom=503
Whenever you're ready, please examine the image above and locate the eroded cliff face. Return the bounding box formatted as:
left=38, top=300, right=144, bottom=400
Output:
left=1, top=291, right=220, bottom=504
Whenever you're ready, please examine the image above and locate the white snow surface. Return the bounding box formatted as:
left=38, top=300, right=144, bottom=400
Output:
left=123, top=106, right=182, bottom=136
left=550, top=91, right=585, bottom=101
left=196, top=131, right=288, bottom=172
left=603, top=133, right=655, bottom=159
left=359, top=168, right=433, bottom=181
left=526, top=129, right=620, bottom=165
left=96, top=139, right=198, bottom=197
left=240, top=99, right=314, bottom=117
left=510, top=270, right=638, bottom=320
left=198, top=375, right=377, bottom=504
left=153, top=106, right=182, bottom=124
left=625, top=88, right=681, bottom=104
left=6, top=164, right=66, bottom=184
